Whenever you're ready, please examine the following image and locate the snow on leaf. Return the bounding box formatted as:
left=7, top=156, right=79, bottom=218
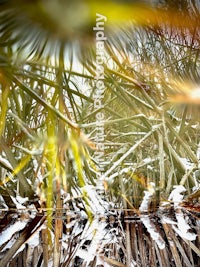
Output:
left=168, top=185, right=186, bottom=208
left=82, top=185, right=107, bottom=214
left=140, top=215, right=165, bottom=250
left=172, top=224, right=196, bottom=241
left=173, top=212, right=196, bottom=241
left=0, top=221, right=28, bottom=247
left=10, top=196, right=26, bottom=209
left=179, top=157, right=193, bottom=170
left=139, top=182, right=155, bottom=212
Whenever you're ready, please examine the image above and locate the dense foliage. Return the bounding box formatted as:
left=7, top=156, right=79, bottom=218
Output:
left=0, top=1, right=200, bottom=265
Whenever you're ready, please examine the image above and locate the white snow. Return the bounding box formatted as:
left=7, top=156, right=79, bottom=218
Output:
left=140, top=215, right=165, bottom=250
left=96, top=255, right=112, bottom=267
left=165, top=185, right=197, bottom=241
left=82, top=185, right=106, bottom=214
left=162, top=216, right=176, bottom=225
left=139, top=191, right=153, bottom=212
left=10, top=196, right=26, bottom=209
left=173, top=213, right=196, bottom=241
left=0, top=220, right=28, bottom=247
left=139, top=182, right=155, bottom=212
left=26, top=224, right=45, bottom=247
left=168, top=185, right=186, bottom=208
left=179, top=157, right=193, bottom=170
left=139, top=183, right=165, bottom=249
left=86, top=220, right=107, bottom=263
left=75, top=217, right=108, bottom=264
left=16, top=195, right=28, bottom=205
left=162, top=214, right=196, bottom=241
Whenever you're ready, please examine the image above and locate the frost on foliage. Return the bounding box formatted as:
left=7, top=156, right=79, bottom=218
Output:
left=10, top=196, right=28, bottom=209
left=75, top=218, right=108, bottom=265
left=168, top=185, right=186, bottom=208
left=166, top=185, right=197, bottom=241
left=172, top=213, right=196, bottom=241
left=82, top=185, right=107, bottom=214
left=0, top=220, right=28, bottom=247
left=179, top=157, right=193, bottom=170
left=139, top=191, right=153, bottom=212
left=139, top=182, right=155, bottom=212
left=140, top=215, right=165, bottom=249
left=139, top=183, right=165, bottom=249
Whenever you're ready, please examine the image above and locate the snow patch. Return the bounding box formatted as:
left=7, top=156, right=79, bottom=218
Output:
left=140, top=215, right=165, bottom=249
left=179, top=157, right=193, bottom=170
left=10, top=196, right=27, bottom=209
left=82, top=185, right=106, bottom=214
left=0, top=221, right=28, bottom=247
left=172, top=212, right=197, bottom=241
left=166, top=185, right=197, bottom=241
left=168, top=185, right=186, bottom=208
left=75, top=218, right=108, bottom=264
left=139, top=191, right=153, bottom=212
left=139, top=182, right=155, bottom=212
